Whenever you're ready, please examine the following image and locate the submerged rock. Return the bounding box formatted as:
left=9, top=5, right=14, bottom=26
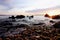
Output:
left=29, top=15, right=34, bottom=19
left=33, top=23, right=44, bottom=25
left=50, top=20, right=55, bottom=23
left=16, top=24, right=29, bottom=28
left=0, top=21, right=12, bottom=26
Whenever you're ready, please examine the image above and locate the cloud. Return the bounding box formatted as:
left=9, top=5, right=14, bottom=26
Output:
left=0, top=0, right=60, bottom=15
left=11, top=0, right=60, bottom=10
left=0, top=0, right=60, bottom=11
left=0, top=6, right=60, bottom=16
left=0, top=0, right=13, bottom=10
left=26, top=6, right=60, bottom=15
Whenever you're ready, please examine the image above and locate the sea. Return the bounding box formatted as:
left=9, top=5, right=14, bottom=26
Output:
left=0, top=15, right=60, bottom=22
left=0, top=15, right=60, bottom=37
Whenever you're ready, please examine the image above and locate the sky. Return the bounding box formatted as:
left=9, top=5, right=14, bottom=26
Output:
left=0, top=0, right=60, bottom=15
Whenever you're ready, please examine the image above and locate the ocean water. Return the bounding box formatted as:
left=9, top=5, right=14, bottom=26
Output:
left=0, top=16, right=49, bottom=20
left=0, top=15, right=60, bottom=22
left=0, top=15, right=59, bottom=21
left=0, top=16, right=10, bottom=19
left=0, top=16, right=52, bottom=26
left=0, top=16, right=50, bottom=21
left=0, top=15, right=60, bottom=37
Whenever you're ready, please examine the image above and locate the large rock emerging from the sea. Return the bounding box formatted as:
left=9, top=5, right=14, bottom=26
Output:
left=45, top=14, right=50, bottom=17
left=9, top=15, right=15, bottom=19
left=53, top=21, right=60, bottom=28
left=16, top=15, right=25, bottom=19
left=51, top=15, right=60, bottom=19
left=45, top=14, right=60, bottom=19
left=9, top=15, right=25, bottom=19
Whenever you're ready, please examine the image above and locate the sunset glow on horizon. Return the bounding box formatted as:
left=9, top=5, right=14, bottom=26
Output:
left=46, top=10, right=60, bottom=16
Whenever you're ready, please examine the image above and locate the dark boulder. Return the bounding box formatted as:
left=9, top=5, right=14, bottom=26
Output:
left=31, top=15, right=34, bottom=18
left=9, top=15, right=15, bottom=19
left=44, top=14, right=49, bottom=17
left=56, top=38, right=60, bottom=40
left=53, top=21, right=60, bottom=28
left=50, top=20, right=55, bottom=23
left=33, top=23, right=44, bottom=25
left=29, top=15, right=34, bottom=19
left=15, top=15, right=25, bottom=19
left=0, top=21, right=12, bottom=26
left=16, top=24, right=29, bottom=28
left=45, top=14, right=60, bottom=19
left=52, top=15, right=60, bottom=19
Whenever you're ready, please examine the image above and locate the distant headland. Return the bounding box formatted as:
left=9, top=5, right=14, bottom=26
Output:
left=45, top=14, right=60, bottom=19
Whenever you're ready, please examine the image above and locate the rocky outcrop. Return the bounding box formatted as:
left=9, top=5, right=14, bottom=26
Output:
left=45, top=14, right=60, bottom=19
left=16, top=15, right=25, bottom=19
left=50, top=20, right=55, bottom=23
left=9, top=15, right=15, bottom=19
left=33, top=23, right=44, bottom=25
left=52, top=15, right=60, bottom=19
left=9, top=15, right=25, bottom=19
left=44, top=14, right=50, bottom=17
left=53, top=21, right=60, bottom=28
